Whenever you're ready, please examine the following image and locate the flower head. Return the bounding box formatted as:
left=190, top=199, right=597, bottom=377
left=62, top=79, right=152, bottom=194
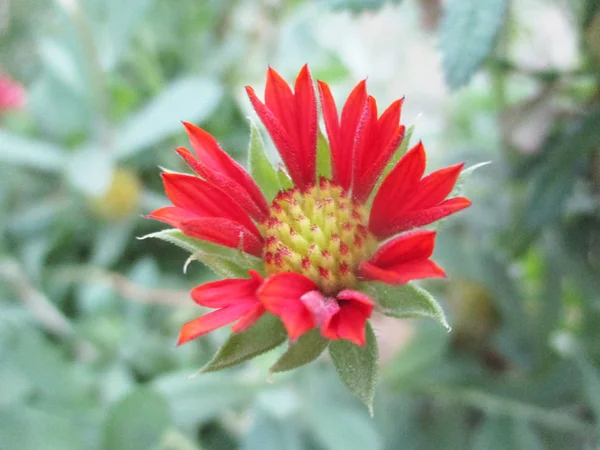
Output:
left=149, top=65, right=470, bottom=348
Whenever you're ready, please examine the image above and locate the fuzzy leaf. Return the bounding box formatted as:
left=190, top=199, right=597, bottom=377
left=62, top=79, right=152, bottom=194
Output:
left=360, top=281, right=450, bottom=331
left=270, top=329, right=329, bottom=374
left=329, top=323, right=378, bottom=414
left=440, top=0, right=507, bottom=89
left=199, top=313, right=287, bottom=373
left=248, top=118, right=281, bottom=202
left=316, top=129, right=332, bottom=179
left=450, top=161, right=490, bottom=197
left=138, top=229, right=263, bottom=277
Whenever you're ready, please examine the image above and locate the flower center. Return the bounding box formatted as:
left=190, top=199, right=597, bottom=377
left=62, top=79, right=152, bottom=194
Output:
left=260, top=179, right=378, bottom=295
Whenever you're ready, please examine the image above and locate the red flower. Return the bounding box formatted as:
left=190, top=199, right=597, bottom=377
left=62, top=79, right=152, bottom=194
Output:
left=150, top=65, right=470, bottom=347
left=178, top=271, right=265, bottom=345
left=0, top=74, right=26, bottom=111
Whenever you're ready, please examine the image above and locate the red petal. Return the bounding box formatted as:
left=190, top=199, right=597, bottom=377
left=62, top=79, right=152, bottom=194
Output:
left=359, top=259, right=446, bottom=285
left=352, top=96, right=378, bottom=192
left=177, top=304, right=253, bottom=345
left=321, top=290, right=374, bottom=346
left=369, top=230, right=437, bottom=267
left=300, top=290, right=340, bottom=326
left=257, top=272, right=317, bottom=339
left=178, top=124, right=270, bottom=220
left=338, top=80, right=368, bottom=190
left=353, top=99, right=405, bottom=203
left=181, top=217, right=264, bottom=256
left=403, top=163, right=464, bottom=211
left=317, top=80, right=341, bottom=180
left=161, top=172, right=260, bottom=237
left=246, top=85, right=305, bottom=188
left=293, top=65, right=317, bottom=188
left=190, top=275, right=262, bottom=308
left=359, top=230, right=446, bottom=284
left=148, top=206, right=199, bottom=228
left=369, top=142, right=426, bottom=236
left=265, top=67, right=297, bottom=136
left=231, top=303, right=266, bottom=333
left=372, top=197, right=471, bottom=239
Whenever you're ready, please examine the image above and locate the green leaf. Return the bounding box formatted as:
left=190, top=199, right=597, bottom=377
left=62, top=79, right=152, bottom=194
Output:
left=138, top=229, right=263, bottom=278
left=102, top=388, right=171, bottom=450
left=115, top=77, right=223, bottom=159
left=269, top=329, right=329, bottom=374
left=450, top=161, right=490, bottom=197
left=329, top=322, right=378, bottom=414
left=199, top=313, right=287, bottom=373
left=65, top=146, right=115, bottom=196
left=440, top=0, right=507, bottom=89
left=316, top=128, right=332, bottom=179
left=360, top=281, right=450, bottom=331
left=248, top=118, right=281, bottom=201
left=0, top=129, right=67, bottom=172
left=97, top=0, right=151, bottom=70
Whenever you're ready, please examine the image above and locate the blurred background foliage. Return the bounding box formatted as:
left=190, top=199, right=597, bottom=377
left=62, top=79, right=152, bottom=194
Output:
left=1, top=0, right=600, bottom=448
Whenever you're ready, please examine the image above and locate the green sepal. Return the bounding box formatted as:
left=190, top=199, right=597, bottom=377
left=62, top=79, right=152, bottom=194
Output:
left=277, top=169, right=293, bottom=190
left=450, top=161, right=490, bottom=197
left=360, top=281, right=450, bottom=331
left=198, top=313, right=287, bottom=373
left=316, top=128, right=332, bottom=179
left=138, top=229, right=263, bottom=278
left=247, top=118, right=281, bottom=202
left=329, top=322, right=378, bottom=415
left=269, top=329, right=329, bottom=374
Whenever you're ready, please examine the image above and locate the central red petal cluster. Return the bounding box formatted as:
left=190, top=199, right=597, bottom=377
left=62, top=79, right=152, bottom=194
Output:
left=149, top=65, right=471, bottom=347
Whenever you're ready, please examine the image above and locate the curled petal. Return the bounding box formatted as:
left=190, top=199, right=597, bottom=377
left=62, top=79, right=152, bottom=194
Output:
left=321, top=290, right=374, bottom=346
left=359, top=230, right=446, bottom=284
left=177, top=303, right=256, bottom=345
left=257, top=272, right=317, bottom=339
left=360, top=260, right=446, bottom=285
